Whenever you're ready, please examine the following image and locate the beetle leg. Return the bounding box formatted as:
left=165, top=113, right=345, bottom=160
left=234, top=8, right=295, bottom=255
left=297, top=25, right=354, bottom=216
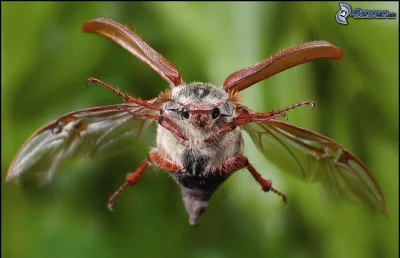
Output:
left=107, top=159, right=151, bottom=211
left=204, top=101, right=315, bottom=143
left=118, top=105, right=188, bottom=142
left=86, top=77, right=160, bottom=110
left=272, top=100, right=315, bottom=114
left=158, top=115, right=188, bottom=142
left=246, top=163, right=287, bottom=205
left=108, top=151, right=183, bottom=211
left=148, top=150, right=182, bottom=172
left=86, top=78, right=188, bottom=142
left=212, top=155, right=249, bottom=174
left=203, top=110, right=284, bottom=143
left=212, top=155, right=286, bottom=204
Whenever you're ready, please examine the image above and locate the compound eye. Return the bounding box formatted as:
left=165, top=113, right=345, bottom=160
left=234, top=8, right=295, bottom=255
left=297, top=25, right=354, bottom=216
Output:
left=181, top=108, right=190, bottom=119
left=211, top=108, right=220, bottom=119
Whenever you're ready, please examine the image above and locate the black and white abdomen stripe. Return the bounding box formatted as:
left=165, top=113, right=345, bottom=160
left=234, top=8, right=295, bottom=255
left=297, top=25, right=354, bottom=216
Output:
left=181, top=149, right=209, bottom=176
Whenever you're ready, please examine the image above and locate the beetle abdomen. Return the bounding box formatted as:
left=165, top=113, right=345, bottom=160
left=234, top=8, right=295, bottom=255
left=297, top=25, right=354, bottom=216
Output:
left=171, top=173, right=231, bottom=226
left=171, top=173, right=230, bottom=191
left=181, top=149, right=209, bottom=176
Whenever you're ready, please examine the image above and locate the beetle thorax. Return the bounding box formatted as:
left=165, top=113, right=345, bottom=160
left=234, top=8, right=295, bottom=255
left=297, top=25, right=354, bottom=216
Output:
left=155, top=83, right=243, bottom=175
left=171, top=82, right=228, bottom=105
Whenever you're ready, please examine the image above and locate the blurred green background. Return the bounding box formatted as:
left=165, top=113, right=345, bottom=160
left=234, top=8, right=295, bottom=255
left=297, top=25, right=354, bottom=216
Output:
left=2, top=2, right=398, bottom=258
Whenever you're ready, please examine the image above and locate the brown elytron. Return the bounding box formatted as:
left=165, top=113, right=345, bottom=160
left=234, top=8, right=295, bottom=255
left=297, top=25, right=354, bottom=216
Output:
left=6, top=18, right=387, bottom=226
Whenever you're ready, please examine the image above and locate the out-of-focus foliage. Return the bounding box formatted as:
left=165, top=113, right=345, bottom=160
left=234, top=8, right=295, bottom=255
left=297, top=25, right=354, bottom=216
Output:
left=2, top=2, right=398, bottom=258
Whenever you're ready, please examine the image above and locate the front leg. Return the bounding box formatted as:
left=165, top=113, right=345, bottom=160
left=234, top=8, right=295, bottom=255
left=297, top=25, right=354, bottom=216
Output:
left=158, top=115, right=188, bottom=142
left=204, top=101, right=315, bottom=143
left=87, top=77, right=188, bottom=143
left=86, top=77, right=160, bottom=110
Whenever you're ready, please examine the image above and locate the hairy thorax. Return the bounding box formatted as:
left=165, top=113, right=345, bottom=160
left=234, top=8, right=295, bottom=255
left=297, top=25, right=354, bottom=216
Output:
left=155, top=125, right=243, bottom=175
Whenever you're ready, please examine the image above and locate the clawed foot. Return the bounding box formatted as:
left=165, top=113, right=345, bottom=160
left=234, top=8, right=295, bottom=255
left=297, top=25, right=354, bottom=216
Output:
left=261, top=179, right=287, bottom=206
left=271, top=187, right=287, bottom=206
left=107, top=200, right=115, bottom=211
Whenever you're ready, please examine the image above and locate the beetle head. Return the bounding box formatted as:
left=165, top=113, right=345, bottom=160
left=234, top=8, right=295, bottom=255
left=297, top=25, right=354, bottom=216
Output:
left=163, top=83, right=236, bottom=131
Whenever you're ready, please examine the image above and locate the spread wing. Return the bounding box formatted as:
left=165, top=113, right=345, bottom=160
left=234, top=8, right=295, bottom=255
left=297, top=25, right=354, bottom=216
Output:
left=6, top=103, right=156, bottom=185
left=243, top=120, right=387, bottom=215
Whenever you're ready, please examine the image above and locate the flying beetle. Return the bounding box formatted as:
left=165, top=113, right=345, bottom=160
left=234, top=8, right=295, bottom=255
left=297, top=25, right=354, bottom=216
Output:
left=6, top=17, right=387, bottom=226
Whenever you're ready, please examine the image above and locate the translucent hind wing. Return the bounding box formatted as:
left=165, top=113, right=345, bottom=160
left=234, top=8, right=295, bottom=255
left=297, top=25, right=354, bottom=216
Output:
left=243, top=120, right=387, bottom=215
left=6, top=104, right=156, bottom=185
